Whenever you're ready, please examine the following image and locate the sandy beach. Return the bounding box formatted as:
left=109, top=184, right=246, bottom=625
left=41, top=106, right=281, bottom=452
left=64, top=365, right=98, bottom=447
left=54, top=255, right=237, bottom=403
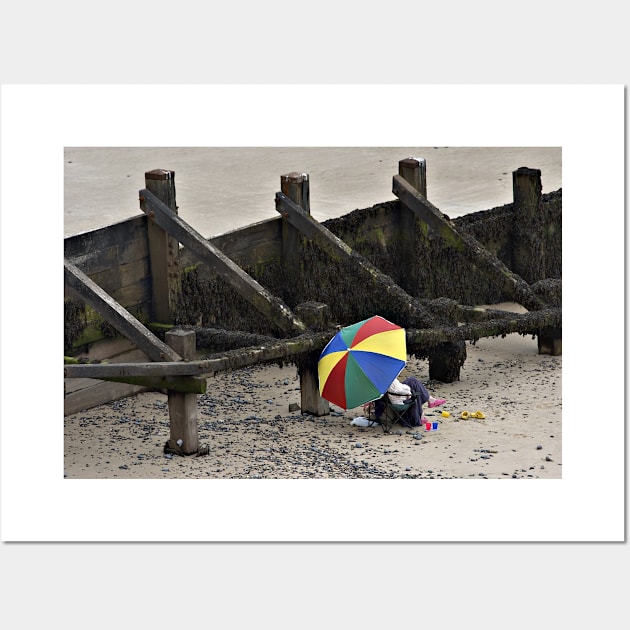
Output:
left=64, top=305, right=562, bottom=480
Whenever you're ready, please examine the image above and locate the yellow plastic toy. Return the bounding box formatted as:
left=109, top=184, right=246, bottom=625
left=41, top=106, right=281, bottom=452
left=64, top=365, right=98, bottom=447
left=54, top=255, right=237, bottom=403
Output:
left=460, top=410, right=486, bottom=419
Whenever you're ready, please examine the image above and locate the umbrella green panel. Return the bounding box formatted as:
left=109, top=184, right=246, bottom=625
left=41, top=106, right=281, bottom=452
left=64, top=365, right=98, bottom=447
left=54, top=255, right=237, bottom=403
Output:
left=343, top=352, right=404, bottom=410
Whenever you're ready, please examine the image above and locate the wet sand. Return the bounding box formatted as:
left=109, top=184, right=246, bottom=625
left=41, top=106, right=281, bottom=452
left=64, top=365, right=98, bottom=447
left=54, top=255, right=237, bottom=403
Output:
left=64, top=146, right=562, bottom=238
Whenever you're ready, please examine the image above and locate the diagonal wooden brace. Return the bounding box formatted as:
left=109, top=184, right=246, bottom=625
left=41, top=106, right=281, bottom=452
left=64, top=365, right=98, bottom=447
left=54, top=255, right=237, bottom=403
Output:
left=275, top=191, right=437, bottom=329
left=140, top=188, right=306, bottom=335
left=393, top=175, right=546, bottom=312
left=64, top=258, right=181, bottom=362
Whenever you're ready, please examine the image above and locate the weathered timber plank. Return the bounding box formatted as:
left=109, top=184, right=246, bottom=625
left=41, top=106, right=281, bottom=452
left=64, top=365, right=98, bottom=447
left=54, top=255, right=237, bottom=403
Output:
left=392, top=175, right=545, bottom=312
left=210, top=217, right=283, bottom=260
left=64, top=215, right=148, bottom=258
left=66, top=237, right=150, bottom=280
left=64, top=381, right=148, bottom=416
left=64, top=331, right=334, bottom=379
left=140, top=188, right=305, bottom=334
left=275, top=191, right=437, bottom=328
left=179, top=218, right=282, bottom=271
left=64, top=347, right=150, bottom=395
left=64, top=258, right=181, bottom=362
left=89, top=259, right=150, bottom=293
left=108, top=279, right=152, bottom=310
left=64, top=376, right=104, bottom=394
left=100, top=375, right=206, bottom=394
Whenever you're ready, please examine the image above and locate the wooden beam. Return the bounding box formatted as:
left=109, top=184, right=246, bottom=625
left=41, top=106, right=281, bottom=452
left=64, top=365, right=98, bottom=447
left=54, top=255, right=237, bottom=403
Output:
left=64, top=258, right=181, bottom=362
left=63, top=330, right=333, bottom=379
left=392, top=174, right=546, bottom=312
left=275, top=191, right=437, bottom=328
left=99, top=375, right=207, bottom=394
left=64, top=306, right=561, bottom=380
left=65, top=361, right=208, bottom=378
left=139, top=188, right=306, bottom=334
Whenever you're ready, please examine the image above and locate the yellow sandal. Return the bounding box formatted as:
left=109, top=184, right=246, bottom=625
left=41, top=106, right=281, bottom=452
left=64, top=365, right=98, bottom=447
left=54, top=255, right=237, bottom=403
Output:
left=461, top=410, right=486, bottom=419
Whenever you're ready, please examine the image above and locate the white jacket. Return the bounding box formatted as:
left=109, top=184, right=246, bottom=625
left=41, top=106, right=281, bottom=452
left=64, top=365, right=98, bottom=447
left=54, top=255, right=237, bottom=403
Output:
left=387, top=378, right=411, bottom=405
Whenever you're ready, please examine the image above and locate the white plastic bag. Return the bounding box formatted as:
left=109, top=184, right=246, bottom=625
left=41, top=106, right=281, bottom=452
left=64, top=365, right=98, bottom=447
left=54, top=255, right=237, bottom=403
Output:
left=350, top=416, right=379, bottom=427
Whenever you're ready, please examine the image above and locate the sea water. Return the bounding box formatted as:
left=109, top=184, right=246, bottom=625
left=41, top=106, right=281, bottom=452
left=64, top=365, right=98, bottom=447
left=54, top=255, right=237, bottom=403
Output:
left=64, top=147, right=562, bottom=238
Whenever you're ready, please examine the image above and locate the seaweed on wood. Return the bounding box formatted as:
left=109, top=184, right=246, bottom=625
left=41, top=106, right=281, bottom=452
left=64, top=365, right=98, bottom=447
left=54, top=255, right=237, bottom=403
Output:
left=64, top=299, right=87, bottom=352
left=174, top=266, right=289, bottom=338
left=323, top=201, right=405, bottom=281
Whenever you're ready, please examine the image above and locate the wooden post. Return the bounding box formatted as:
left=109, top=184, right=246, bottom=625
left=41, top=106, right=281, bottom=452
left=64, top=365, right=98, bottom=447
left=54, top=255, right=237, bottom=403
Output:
left=144, top=169, right=181, bottom=324
left=512, top=167, right=560, bottom=355
left=398, top=158, right=464, bottom=383
left=281, top=172, right=310, bottom=213
left=538, top=326, right=562, bottom=356
left=398, top=158, right=426, bottom=295
left=278, top=178, right=320, bottom=425
left=280, top=172, right=309, bottom=286
left=512, top=167, right=545, bottom=283
left=296, top=301, right=329, bottom=331
left=165, top=329, right=199, bottom=455
left=296, top=302, right=330, bottom=416
left=399, top=157, right=427, bottom=197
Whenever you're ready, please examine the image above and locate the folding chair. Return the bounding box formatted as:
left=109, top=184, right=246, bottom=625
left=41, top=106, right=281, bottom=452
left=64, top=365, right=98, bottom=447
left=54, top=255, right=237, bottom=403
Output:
left=368, top=392, right=420, bottom=433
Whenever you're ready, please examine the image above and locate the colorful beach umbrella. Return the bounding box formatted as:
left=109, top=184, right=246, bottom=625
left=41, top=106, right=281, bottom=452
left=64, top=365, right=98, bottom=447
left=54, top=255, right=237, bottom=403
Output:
left=318, top=315, right=407, bottom=410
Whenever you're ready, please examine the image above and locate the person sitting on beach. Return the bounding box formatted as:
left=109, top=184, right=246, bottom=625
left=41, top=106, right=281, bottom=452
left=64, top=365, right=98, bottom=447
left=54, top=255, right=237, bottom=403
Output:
left=375, top=376, right=446, bottom=427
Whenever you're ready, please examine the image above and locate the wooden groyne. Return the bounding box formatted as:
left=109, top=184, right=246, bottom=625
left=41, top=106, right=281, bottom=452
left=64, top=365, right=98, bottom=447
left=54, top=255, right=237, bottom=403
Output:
left=64, top=158, right=562, bottom=454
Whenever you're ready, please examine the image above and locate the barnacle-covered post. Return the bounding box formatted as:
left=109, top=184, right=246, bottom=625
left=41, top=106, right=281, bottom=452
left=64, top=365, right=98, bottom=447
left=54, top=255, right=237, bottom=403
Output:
left=512, top=167, right=545, bottom=284
left=398, top=157, right=426, bottom=295
left=143, top=169, right=182, bottom=324
left=512, top=167, right=561, bottom=355
left=398, top=158, right=464, bottom=382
